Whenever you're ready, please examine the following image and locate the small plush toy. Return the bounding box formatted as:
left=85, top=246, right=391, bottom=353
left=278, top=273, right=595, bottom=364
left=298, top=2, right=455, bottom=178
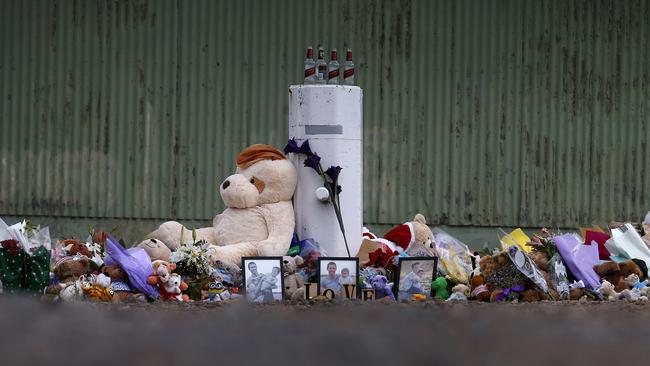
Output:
left=137, top=238, right=172, bottom=262
left=620, top=288, right=648, bottom=302
left=597, top=280, right=619, bottom=301
left=382, top=214, right=434, bottom=255
left=469, top=273, right=490, bottom=302
left=42, top=255, right=91, bottom=302
left=63, top=239, right=91, bottom=257
left=431, top=276, right=450, bottom=300
left=147, top=260, right=177, bottom=286
left=80, top=273, right=113, bottom=302
left=368, top=275, right=395, bottom=301
left=446, top=284, right=469, bottom=302
left=594, top=259, right=648, bottom=292
left=103, top=264, right=140, bottom=302
left=282, top=255, right=306, bottom=301
left=205, top=278, right=231, bottom=302
left=160, top=273, right=189, bottom=301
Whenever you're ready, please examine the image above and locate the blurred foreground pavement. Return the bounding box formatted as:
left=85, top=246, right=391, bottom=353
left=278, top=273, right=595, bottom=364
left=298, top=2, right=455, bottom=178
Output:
left=0, top=296, right=648, bottom=365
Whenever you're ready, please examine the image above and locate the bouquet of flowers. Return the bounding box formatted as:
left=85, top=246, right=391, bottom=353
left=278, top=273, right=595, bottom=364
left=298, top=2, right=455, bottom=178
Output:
left=0, top=219, right=51, bottom=295
left=169, top=230, right=214, bottom=300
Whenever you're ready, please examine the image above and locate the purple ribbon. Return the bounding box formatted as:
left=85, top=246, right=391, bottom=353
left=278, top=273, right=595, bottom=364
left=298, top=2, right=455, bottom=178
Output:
left=496, top=284, right=525, bottom=302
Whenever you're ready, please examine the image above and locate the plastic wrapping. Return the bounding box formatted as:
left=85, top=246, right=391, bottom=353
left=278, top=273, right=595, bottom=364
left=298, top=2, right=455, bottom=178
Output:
left=549, top=253, right=570, bottom=300
left=500, top=228, right=533, bottom=253
left=104, top=235, right=159, bottom=299
left=605, top=223, right=650, bottom=268
left=555, top=233, right=600, bottom=290
left=504, top=245, right=548, bottom=293
left=430, top=228, right=473, bottom=283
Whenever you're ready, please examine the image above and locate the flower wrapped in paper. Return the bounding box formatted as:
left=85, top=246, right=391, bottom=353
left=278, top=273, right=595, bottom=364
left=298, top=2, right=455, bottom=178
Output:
left=605, top=223, right=650, bottom=268
left=431, top=228, right=473, bottom=284
left=0, top=219, right=51, bottom=295
left=554, top=233, right=600, bottom=290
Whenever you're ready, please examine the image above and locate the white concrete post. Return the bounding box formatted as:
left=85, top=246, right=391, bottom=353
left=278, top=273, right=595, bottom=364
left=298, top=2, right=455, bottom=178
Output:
left=288, top=85, right=363, bottom=257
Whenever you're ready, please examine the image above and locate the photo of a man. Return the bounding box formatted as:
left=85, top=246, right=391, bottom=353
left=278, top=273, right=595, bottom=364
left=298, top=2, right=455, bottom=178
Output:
left=243, top=258, right=283, bottom=303
left=397, top=258, right=436, bottom=301
left=321, top=262, right=343, bottom=295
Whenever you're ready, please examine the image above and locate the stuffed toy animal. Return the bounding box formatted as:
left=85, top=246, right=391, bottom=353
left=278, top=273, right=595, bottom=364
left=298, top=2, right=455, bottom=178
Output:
left=137, top=238, right=171, bottom=262
left=597, top=280, right=620, bottom=301
left=367, top=275, right=395, bottom=301
left=431, top=276, right=450, bottom=300
left=146, top=144, right=297, bottom=267
left=282, top=256, right=306, bottom=301
left=147, top=260, right=177, bottom=286
left=160, top=273, right=188, bottom=301
left=594, top=259, right=647, bottom=292
left=80, top=273, right=113, bottom=302
left=382, top=214, right=434, bottom=255
left=146, top=260, right=189, bottom=301
left=63, top=239, right=91, bottom=257
left=479, top=252, right=526, bottom=302
left=469, top=274, right=490, bottom=302
left=447, top=284, right=469, bottom=302
left=102, top=264, right=142, bottom=302
left=205, top=279, right=230, bottom=302
left=42, top=255, right=90, bottom=302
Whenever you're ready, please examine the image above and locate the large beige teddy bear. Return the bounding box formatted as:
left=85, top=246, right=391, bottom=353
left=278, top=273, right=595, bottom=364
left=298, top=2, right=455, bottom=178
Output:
left=145, top=144, right=297, bottom=266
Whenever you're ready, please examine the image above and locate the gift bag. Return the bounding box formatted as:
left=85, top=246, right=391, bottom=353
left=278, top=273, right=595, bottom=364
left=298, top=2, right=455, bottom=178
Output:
left=24, top=246, right=51, bottom=294
left=0, top=240, right=26, bottom=293
left=605, top=223, right=650, bottom=269
left=554, top=234, right=600, bottom=290
left=584, top=230, right=611, bottom=260
left=431, top=228, right=473, bottom=283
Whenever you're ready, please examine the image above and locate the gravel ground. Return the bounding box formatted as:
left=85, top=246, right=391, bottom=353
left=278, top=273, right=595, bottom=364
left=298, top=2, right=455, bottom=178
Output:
left=1, top=296, right=649, bottom=366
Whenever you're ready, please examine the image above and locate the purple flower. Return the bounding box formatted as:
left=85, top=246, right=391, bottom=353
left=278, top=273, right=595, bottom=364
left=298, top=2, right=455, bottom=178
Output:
left=298, top=140, right=314, bottom=156
left=324, top=165, right=342, bottom=182
left=303, top=153, right=321, bottom=173
left=284, top=138, right=300, bottom=154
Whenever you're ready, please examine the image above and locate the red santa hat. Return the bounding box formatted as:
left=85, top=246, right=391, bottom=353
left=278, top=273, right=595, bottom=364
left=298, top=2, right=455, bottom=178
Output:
left=362, top=227, right=377, bottom=240
left=383, top=222, right=415, bottom=252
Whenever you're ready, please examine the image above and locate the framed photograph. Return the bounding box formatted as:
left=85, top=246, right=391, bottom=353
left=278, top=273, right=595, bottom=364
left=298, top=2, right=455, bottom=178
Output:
left=395, top=257, right=438, bottom=301
left=317, top=257, right=359, bottom=298
left=241, top=257, right=283, bottom=303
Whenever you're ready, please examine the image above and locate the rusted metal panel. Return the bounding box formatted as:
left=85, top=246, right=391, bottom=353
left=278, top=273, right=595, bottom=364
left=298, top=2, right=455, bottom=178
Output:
left=0, top=0, right=648, bottom=231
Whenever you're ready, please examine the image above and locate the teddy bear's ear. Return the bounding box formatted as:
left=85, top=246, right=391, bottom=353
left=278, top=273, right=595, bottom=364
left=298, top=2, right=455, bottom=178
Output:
left=413, top=214, right=426, bottom=225
left=293, top=256, right=304, bottom=266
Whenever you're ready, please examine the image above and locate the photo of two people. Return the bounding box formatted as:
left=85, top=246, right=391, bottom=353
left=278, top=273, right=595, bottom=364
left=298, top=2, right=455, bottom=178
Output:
left=243, top=257, right=283, bottom=303
left=318, top=258, right=359, bottom=298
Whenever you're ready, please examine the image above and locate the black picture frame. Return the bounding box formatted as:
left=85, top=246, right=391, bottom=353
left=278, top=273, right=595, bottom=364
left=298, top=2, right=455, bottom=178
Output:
left=394, top=256, right=438, bottom=301
left=317, top=257, right=360, bottom=299
left=241, top=256, right=284, bottom=303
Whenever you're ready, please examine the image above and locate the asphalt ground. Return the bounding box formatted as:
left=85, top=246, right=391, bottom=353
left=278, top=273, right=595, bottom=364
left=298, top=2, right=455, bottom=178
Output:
left=0, top=296, right=647, bottom=366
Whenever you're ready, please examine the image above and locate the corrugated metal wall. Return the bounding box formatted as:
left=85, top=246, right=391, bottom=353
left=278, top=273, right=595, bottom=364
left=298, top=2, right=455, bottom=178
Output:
left=0, top=0, right=648, bottom=235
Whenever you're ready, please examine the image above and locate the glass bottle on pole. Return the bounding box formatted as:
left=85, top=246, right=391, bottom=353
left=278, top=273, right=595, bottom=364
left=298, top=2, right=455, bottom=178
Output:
left=343, top=48, right=355, bottom=85
left=315, top=47, right=327, bottom=84
left=327, top=48, right=340, bottom=84
left=303, top=46, right=316, bottom=84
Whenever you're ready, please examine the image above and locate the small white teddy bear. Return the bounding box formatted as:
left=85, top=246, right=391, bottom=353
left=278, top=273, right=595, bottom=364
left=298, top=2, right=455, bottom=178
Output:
left=165, top=273, right=184, bottom=301
left=597, top=280, right=619, bottom=301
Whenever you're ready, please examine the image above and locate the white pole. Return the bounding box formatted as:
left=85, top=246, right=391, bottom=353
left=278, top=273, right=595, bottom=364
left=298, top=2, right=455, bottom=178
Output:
left=288, top=84, right=363, bottom=257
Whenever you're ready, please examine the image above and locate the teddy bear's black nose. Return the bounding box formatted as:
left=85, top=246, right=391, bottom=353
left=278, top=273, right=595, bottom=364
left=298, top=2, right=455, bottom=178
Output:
left=222, top=180, right=230, bottom=190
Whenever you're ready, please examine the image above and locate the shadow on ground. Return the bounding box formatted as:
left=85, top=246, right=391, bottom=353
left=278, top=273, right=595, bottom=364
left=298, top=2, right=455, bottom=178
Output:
left=0, top=296, right=648, bottom=365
